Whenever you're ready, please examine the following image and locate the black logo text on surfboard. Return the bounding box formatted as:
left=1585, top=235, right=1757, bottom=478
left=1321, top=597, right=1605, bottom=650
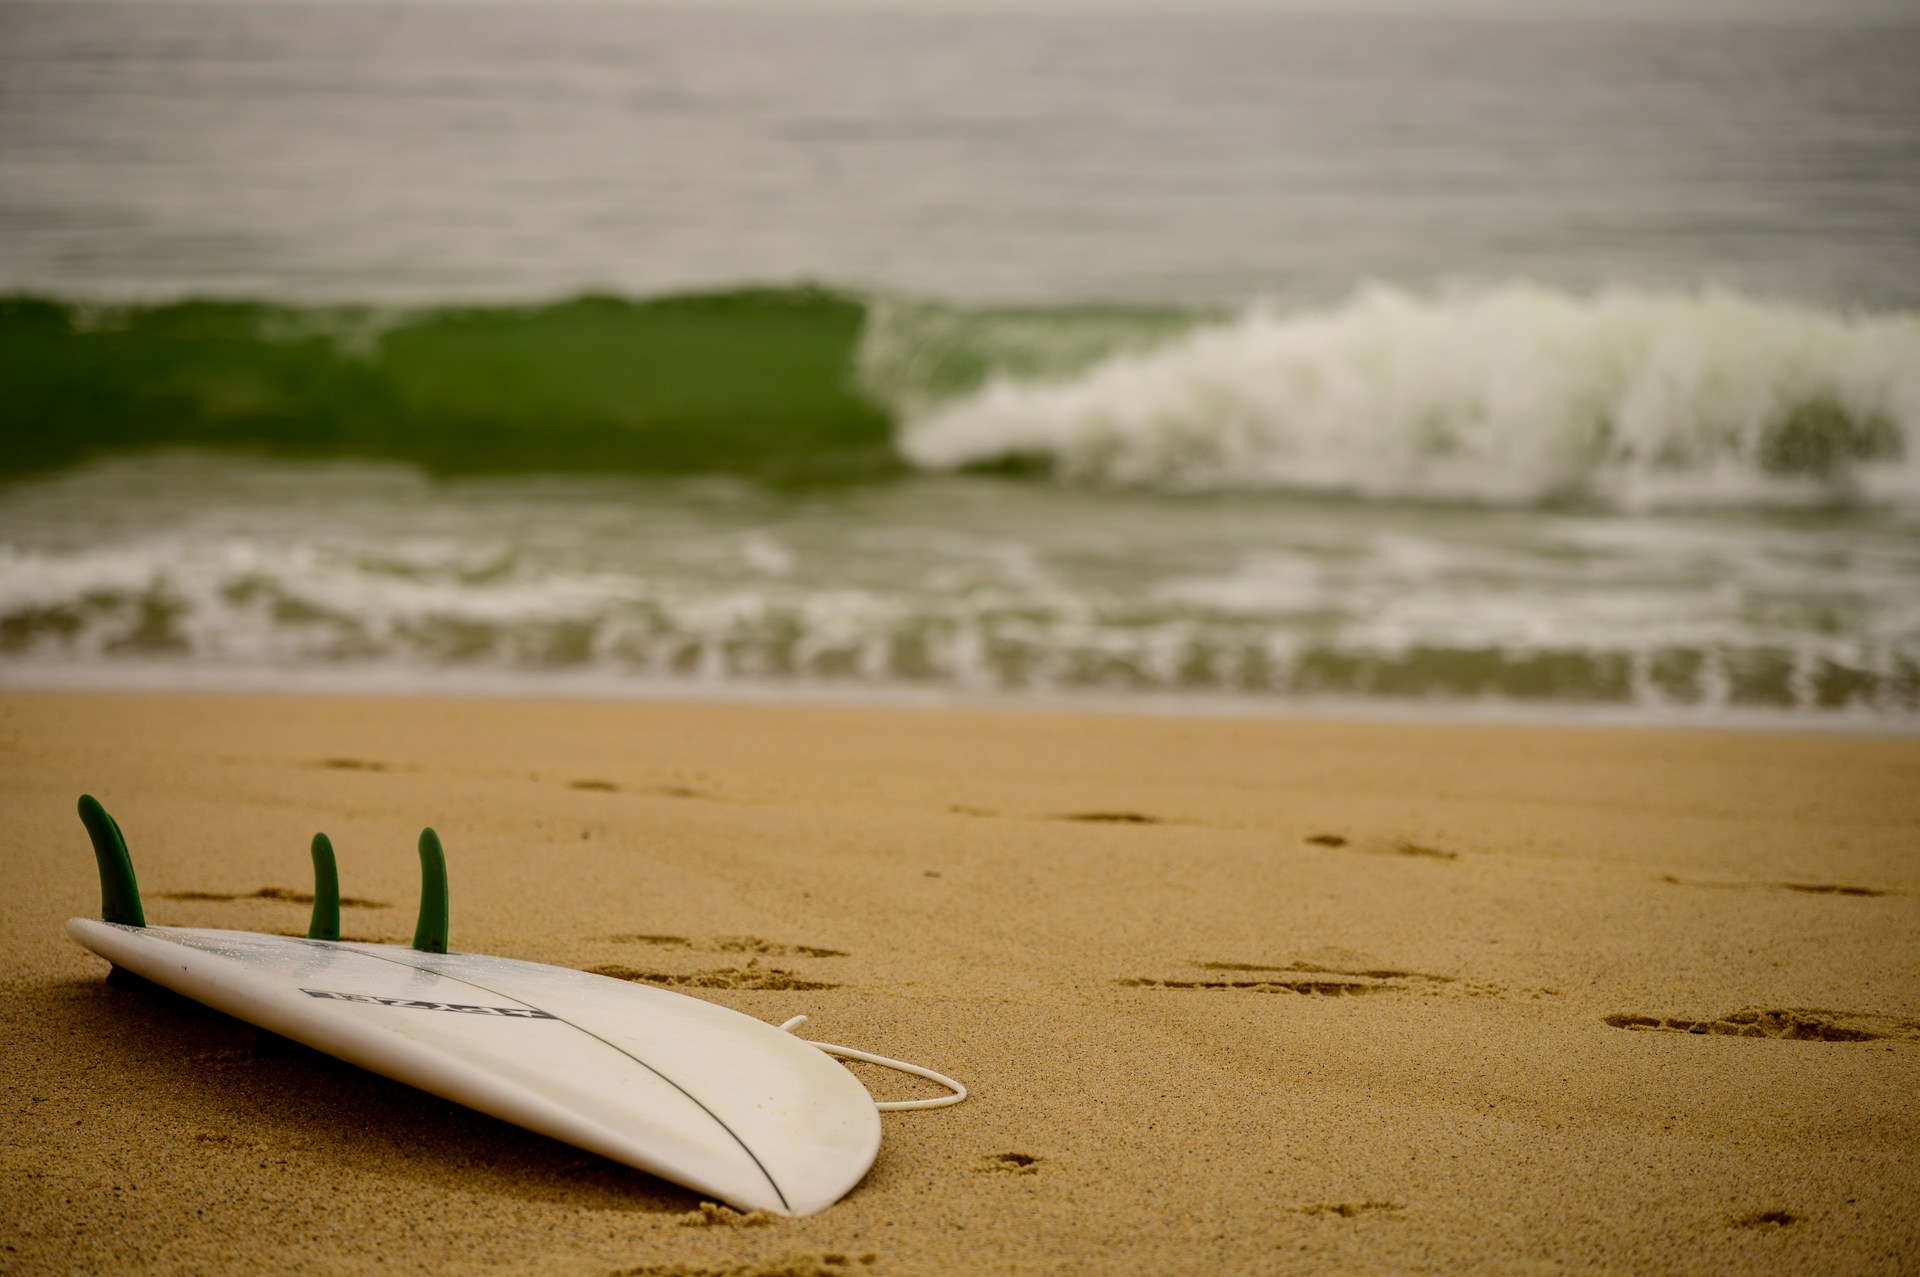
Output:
left=301, top=989, right=556, bottom=1019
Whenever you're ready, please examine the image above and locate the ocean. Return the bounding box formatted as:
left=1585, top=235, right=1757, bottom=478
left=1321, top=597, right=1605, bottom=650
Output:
left=2, top=0, right=1917, bottom=723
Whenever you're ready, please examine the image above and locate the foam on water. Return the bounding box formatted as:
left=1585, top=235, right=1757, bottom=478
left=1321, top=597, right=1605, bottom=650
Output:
left=2, top=457, right=1914, bottom=720
left=897, top=286, right=1920, bottom=508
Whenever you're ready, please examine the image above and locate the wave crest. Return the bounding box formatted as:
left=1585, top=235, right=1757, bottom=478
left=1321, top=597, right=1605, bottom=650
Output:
left=894, top=286, right=1920, bottom=507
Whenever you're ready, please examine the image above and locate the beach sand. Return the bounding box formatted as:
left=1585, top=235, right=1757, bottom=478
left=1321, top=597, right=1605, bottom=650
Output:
left=2, top=691, right=1916, bottom=1276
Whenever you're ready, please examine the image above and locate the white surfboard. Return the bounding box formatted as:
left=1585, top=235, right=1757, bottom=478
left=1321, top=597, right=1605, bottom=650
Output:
left=60, top=796, right=963, bottom=1218
left=67, top=918, right=881, bottom=1216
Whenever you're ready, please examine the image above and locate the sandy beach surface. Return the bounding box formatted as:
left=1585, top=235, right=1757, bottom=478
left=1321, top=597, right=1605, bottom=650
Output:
left=2, top=691, right=1916, bottom=1276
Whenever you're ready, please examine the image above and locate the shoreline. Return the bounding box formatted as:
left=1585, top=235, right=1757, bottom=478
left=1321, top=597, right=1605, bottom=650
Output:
left=4, top=690, right=1917, bottom=1275
left=5, top=666, right=1914, bottom=739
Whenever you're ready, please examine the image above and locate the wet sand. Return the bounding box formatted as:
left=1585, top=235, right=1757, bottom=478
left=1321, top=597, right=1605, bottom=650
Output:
left=3, top=692, right=1917, bottom=1276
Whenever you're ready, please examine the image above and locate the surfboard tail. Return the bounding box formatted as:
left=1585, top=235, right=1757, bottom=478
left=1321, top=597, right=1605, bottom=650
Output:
left=76, top=796, right=450, bottom=952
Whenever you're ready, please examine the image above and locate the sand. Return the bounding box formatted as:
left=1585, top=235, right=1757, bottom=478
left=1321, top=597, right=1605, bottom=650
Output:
left=2, top=691, right=1917, bottom=1276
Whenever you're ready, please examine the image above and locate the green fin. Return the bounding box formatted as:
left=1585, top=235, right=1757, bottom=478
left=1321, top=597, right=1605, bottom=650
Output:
left=412, top=827, right=449, bottom=954
left=308, top=833, right=340, bottom=941
left=78, top=794, right=145, bottom=927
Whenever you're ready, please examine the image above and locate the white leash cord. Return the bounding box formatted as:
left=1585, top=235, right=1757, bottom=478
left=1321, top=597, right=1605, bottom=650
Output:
left=777, top=1015, right=967, bottom=1112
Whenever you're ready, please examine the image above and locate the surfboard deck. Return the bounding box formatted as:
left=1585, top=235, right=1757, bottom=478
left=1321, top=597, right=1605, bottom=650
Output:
left=68, top=917, right=881, bottom=1217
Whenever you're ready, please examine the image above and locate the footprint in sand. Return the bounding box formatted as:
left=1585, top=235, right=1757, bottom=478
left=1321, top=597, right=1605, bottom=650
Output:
left=312, top=752, right=395, bottom=771
left=1120, top=960, right=1544, bottom=1000
left=960, top=806, right=1191, bottom=827
left=1660, top=875, right=1894, bottom=898
left=606, top=934, right=848, bottom=958
left=1054, top=811, right=1163, bottom=825
left=1301, top=1201, right=1404, bottom=1219
left=157, top=886, right=390, bottom=908
left=569, top=778, right=711, bottom=800
left=1604, top=1008, right=1920, bottom=1042
left=1389, top=839, right=1459, bottom=861
left=712, top=936, right=848, bottom=958
left=591, top=933, right=846, bottom=991
left=1731, top=1209, right=1801, bottom=1230
left=614, top=1254, right=879, bottom=1277
left=589, top=962, right=840, bottom=992
left=976, top=1152, right=1042, bottom=1175
left=1300, top=833, right=1460, bottom=861
left=1118, top=960, right=1493, bottom=998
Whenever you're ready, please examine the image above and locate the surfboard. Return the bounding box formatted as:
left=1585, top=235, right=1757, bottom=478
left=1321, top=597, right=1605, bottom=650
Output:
left=62, top=795, right=924, bottom=1218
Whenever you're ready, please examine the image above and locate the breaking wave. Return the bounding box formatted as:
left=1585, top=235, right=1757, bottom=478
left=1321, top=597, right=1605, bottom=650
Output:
left=7, top=283, right=1919, bottom=510
left=895, top=285, right=1920, bottom=508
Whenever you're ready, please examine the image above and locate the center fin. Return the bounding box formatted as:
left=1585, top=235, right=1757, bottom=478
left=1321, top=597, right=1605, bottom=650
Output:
left=412, top=827, right=449, bottom=954
left=308, top=833, right=340, bottom=941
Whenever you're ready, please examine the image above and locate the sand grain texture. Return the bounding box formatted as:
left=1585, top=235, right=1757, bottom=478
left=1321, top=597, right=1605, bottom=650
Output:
left=2, top=693, right=1917, bottom=1275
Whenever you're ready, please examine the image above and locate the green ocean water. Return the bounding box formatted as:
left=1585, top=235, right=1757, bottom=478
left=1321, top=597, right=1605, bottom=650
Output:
left=5, top=288, right=1913, bottom=495
left=2, top=291, right=895, bottom=481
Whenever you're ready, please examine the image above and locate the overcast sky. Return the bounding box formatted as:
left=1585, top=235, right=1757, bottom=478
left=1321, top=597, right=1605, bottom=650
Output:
left=54, top=0, right=1920, bottom=17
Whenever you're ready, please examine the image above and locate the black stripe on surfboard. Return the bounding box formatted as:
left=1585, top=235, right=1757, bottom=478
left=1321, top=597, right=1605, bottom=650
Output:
left=134, top=927, right=792, bottom=1213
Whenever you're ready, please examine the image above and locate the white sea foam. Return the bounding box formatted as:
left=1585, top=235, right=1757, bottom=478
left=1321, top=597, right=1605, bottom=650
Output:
left=2, top=456, right=1915, bottom=718
left=896, top=285, right=1920, bottom=508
